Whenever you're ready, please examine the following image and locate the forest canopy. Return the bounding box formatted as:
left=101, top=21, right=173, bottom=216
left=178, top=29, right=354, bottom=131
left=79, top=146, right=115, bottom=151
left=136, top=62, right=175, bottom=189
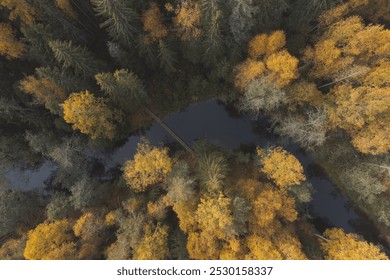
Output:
left=0, top=0, right=389, bottom=260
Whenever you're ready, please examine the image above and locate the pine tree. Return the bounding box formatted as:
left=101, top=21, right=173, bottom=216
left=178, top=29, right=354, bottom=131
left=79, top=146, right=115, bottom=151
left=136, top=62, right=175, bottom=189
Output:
left=48, top=40, right=107, bottom=77
left=199, top=0, right=224, bottom=66
left=91, top=0, right=140, bottom=46
left=35, top=67, right=87, bottom=92
left=252, top=0, right=289, bottom=32
left=95, top=69, right=147, bottom=112
left=19, top=75, right=67, bottom=114
left=158, top=40, right=177, bottom=74
left=29, top=0, right=87, bottom=44
left=20, top=23, right=56, bottom=65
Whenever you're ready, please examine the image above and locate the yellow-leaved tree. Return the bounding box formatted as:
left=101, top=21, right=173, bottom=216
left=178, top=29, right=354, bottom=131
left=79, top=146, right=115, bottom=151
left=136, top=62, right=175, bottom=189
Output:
left=195, top=192, right=234, bottom=240
left=142, top=2, right=168, bottom=44
left=62, top=90, right=119, bottom=140
left=0, top=0, right=36, bottom=23
left=19, top=76, right=67, bottom=114
left=303, top=15, right=390, bottom=154
left=320, top=228, right=388, bottom=260
left=123, top=141, right=173, bottom=192
left=133, top=224, right=169, bottom=260
left=257, top=147, right=306, bottom=188
left=24, top=220, right=77, bottom=260
left=168, top=1, right=201, bottom=41
left=0, top=22, right=25, bottom=59
left=235, top=30, right=299, bottom=90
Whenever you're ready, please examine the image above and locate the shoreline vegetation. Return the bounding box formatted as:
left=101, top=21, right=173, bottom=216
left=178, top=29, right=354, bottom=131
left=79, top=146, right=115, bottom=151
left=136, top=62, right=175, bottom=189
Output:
left=1, top=0, right=389, bottom=259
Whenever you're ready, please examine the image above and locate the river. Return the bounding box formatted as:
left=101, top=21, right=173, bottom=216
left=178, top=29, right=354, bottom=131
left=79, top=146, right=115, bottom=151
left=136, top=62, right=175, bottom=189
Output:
left=3, top=99, right=389, bottom=252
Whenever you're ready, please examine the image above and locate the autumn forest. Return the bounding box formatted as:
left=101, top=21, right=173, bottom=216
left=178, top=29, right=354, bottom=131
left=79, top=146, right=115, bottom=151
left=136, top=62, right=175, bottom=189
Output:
left=0, top=0, right=389, bottom=260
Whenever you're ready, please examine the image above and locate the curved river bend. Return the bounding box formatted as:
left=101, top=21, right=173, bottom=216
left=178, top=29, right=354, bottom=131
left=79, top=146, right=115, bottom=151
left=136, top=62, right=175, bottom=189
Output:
left=5, top=99, right=389, bottom=253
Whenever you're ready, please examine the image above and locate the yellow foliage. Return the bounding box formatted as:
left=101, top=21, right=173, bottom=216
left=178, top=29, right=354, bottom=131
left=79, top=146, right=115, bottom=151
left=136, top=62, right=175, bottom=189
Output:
left=265, top=50, right=299, bottom=88
left=142, top=3, right=168, bottom=44
left=304, top=39, right=353, bottom=79
left=0, top=0, right=36, bottom=23
left=104, top=211, right=117, bottom=226
left=258, top=147, right=306, bottom=188
left=19, top=76, right=67, bottom=114
left=323, top=16, right=364, bottom=46
left=328, top=85, right=390, bottom=131
left=0, top=22, right=25, bottom=59
left=0, top=236, right=26, bottom=260
left=62, top=90, right=118, bottom=140
left=234, top=59, right=265, bottom=90
left=24, top=220, right=77, bottom=260
left=287, top=81, right=324, bottom=109
left=252, top=187, right=298, bottom=229
left=273, top=227, right=307, bottom=260
left=195, top=192, right=234, bottom=240
left=172, top=200, right=198, bottom=233
left=245, top=235, right=282, bottom=260
left=248, top=31, right=286, bottom=59
left=351, top=121, right=390, bottom=155
left=56, top=0, right=77, bottom=18
left=248, top=34, right=268, bottom=59
left=219, top=238, right=244, bottom=260
left=172, top=1, right=201, bottom=40
left=319, top=0, right=368, bottom=26
left=187, top=231, right=221, bottom=260
left=327, top=84, right=390, bottom=154
left=320, top=228, right=388, bottom=260
left=73, top=212, right=106, bottom=240
left=364, top=59, right=390, bottom=87
left=133, top=224, right=169, bottom=260
left=266, top=30, right=286, bottom=57
left=147, top=199, right=167, bottom=220
left=123, top=141, right=173, bottom=192
left=306, top=16, right=389, bottom=80
left=346, top=24, right=390, bottom=58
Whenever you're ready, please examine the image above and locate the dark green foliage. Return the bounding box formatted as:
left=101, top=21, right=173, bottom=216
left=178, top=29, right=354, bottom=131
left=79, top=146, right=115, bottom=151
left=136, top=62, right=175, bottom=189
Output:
left=29, top=0, right=87, bottom=44
left=199, top=0, right=224, bottom=66
left=21, top=24, right=56, bottom=65
left=158, top=40, right=177, bottom=74
left=95, top=69, right=146, bottom=113
left=48, top=40, right=108, bottom=77
left=91, top=0, right=140, bottom=46
left=35, top=67, right=87, bottom=92
left=0, top=188, right=42, bottom=236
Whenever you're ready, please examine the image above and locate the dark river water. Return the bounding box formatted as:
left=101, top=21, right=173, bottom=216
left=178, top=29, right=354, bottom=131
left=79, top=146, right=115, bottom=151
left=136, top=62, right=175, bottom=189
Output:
left=4, top=99, right=389, bottom=253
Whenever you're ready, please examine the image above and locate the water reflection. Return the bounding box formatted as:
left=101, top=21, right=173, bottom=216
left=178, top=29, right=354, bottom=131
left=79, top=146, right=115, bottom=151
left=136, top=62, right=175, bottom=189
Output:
left=3, top=99, right=388, bottom=251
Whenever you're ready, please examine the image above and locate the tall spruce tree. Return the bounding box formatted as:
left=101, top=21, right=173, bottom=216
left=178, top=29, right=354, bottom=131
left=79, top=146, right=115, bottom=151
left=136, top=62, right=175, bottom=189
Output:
left=48, top=40, right=108, bottom=78
left=91, top=0, right=140, bottom=46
